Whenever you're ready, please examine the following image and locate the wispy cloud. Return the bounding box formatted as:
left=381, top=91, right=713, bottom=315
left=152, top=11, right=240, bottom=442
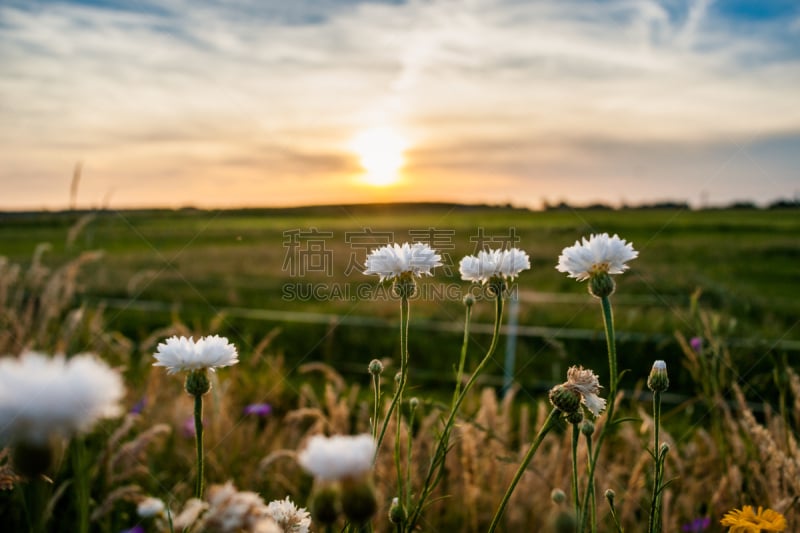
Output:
left=1, top=0, right=799, bottom=209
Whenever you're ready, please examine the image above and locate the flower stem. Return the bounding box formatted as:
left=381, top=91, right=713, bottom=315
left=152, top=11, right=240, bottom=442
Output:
left=452, top=303, right=473, bottom=408
left=487, top=407, right=559, bottom=533
left=408, top=292, right=504, bottom=530
left=371, top=371, right=381, bottom=440
left=73, top=438, right=89, bottom=533
left=580, top=295, right=617, bottom=532
left=648, top=390, right=663, bottom=533
left=193, top=393, right=205, bottom=499
left=375, top=295, right=409, bottom=456
left=571, top=423, right=581, bottom=522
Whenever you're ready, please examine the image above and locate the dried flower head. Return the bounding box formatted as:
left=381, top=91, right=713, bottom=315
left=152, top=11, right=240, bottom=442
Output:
left=720, top=505, right=786, bottom=532
left=363, top=242, right=442, bottom=282
left=298, top=434, right=376, bottom=481
left=199, top=482, right=281, bottom=533
left=0, top=351, right=124, bottom=445
left=556, top=233, right=638, bottom=282
left=266, top=496, right=312, bottom=533
left=564, top=366, right=606, bottom=417
left=153, top=335, right=238, bottom=375
left=459, top=248, right=530, bottom=284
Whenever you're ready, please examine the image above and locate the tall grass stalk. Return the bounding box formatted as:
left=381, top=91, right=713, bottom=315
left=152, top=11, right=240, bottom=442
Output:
left=408, top=288, right=504, bottom=530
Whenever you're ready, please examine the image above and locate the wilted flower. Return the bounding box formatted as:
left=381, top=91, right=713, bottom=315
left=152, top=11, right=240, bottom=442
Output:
left=153, top=335, right=238, bottom=375
left=553, top=366, right=606, bottom=418
left=298, top=434, right=376, bottom=481
left=266, top=496, right=312, bottom=533
left=0, top=351, right=124, bottom=446
left=363, top=242, right=442, bottom=282
left=556, top=233, right=638, bottom=282
left=198, top=482, right=281, bottom=533
left=720, top=505, right=786, bottom=532
left=459, top=248, right=530, bottom=284
left=137, top=496, right=166, bottom=518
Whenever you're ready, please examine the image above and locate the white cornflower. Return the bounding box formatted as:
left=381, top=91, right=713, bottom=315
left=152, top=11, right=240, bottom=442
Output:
left=266, top=496, right=312, bottom=533
left=363, top=242, right=442, bottom=282
left=564, top=366, right=606, bottom=417
left=153, top=335, right=239, bottom=375
left=556, top=233, right=638, bottom=281
left=459, top=248, right=530, bottom=283
left=0, top=351, right=125, bottom=445
left=297, top=434, right=376, bottom=481
left=137, top=496, right=166, bottom=518
left=199, top=482, right=281, bottom=533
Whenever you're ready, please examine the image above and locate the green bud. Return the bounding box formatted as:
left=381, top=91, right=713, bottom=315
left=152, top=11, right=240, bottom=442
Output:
left=647, top=360, right=669, bottom=392
left=550, top=488, right=566, bottom=504
left=605, top=489, right=615, bottom=504
left=580, top=420, right=595, bottom=436
left=185, top=369, right=211, bottom=396
left=463, top=294, right=475, bottom=308
left=368, top=359, right=384, bottom=376
left=548, top=509, right=578, bottom=533
left=409, top=397, right=419, bottom=411
left=566, top=409, right=584, bottom=425
left=340, top=477, right=377, bottom=525
left=588, top=272, right=615, bottom=298
left=388, top=496, right=406, bottom=524
left=549, top=384, right=581, bottom=414
left=310, top=483, right=340, bottom=526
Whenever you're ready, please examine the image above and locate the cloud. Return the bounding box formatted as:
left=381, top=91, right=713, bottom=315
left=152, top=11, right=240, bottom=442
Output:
left=1, top=0, right=799, bottom=209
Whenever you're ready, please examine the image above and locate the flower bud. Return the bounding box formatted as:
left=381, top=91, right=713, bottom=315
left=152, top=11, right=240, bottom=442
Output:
left=549, top=384, right=581, bottom=414
left=310, top=483, right=340, bottom=526
left=340, top=477, right=377, bottom=525
left=588, top=271, right=615, bottom=298
left=463, top=294, right=475, bottom=308
left=388, top=496, right=406, bottom=524
left=580, top=420, right=595, bottom=436
left=605, top=489, right=615, bottom=503
left=550, top=488, right=566, bottom=504
left=566, top=409, right=584, bottom=425
left=549, top=509, right=578, bottom=533
left=647, top=360, right=669, bottom=392
left=393, top=275, right=416, bottom=299
left=409, top=397, right=419, bottom=411
left=368, top=359, right=384, bottom=376
left=185, top=369, right=211, bottom=396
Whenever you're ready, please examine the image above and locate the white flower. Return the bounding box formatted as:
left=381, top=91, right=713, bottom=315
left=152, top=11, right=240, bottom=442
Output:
left=297, top=434, right=376, bottom=481
left=137, top=496, right=166, bottom=518
left=153, top=335, right=239, bottom=375
left=0, top=351, right=125, bottom=445
left=266, top=496, right=312, bottom=533
left=363, top=242, right=442, bottom=282
left=199, top=482, right=281, bottom=533
left=564, top=366, right=606, bottom=417
left=556, top=233, right=638, bottom=281
left=459, top=248, right=530, bottom=283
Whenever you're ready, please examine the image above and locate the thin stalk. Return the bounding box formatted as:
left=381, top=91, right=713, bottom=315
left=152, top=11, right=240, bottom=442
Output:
left=586, top=432, right=596, bottom=533
left=193, top=393, right=204, bottom=499
left=580, top=295, right=617, bottom=532
left=408, top=292, right=504, bottom=529
left=20, top=477, right=47, bottom=533
left=73, top=439, right=89, bottom=533
left=371, top=371, right=381, bottom=440
left=451, top=303, right=473, bottom=408
left=648, top=391, right=663, bottom=533
left=374, top=295, right=409, bottom=456
left=571, top=423, right=581, bottom=522
left=487, top=407, right=559, bottom=533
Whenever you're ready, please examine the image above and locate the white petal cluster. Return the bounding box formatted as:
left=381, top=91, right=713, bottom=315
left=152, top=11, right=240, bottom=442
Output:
left=556, top=233, right=638, bottom=281
left=199, top=482, right=281, bottom=533
left=297, top=434, right=376, bottom=481
left=0, top=351, right=125, bottom=445
left=153, top=335, right=239, bottom=375
left=363, top=243, right=442, bottom=282
left=137, top=496, right=166, bottom=518
left=459, top=248, right=531, bottom=283
left=266, top=496, right=312, bottom=533
left=564, top=366, right=606, bottom=417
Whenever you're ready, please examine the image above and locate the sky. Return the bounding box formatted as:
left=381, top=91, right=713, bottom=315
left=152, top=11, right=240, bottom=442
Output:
left=1, top=0, right=799, bottom=210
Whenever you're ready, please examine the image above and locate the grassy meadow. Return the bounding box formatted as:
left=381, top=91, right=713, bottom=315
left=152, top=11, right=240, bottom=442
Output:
left=0, top=203, right=799, bottom=532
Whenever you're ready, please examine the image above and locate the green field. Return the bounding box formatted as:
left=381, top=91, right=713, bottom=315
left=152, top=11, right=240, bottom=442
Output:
left=1, top=204, right=798, bottom=392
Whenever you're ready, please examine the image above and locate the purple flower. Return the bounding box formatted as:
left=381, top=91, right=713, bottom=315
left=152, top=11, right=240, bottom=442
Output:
left=681, top=516, right=710, bottom=532
left=130, top=397, right=146, bottom=415
left=181, top=416, right=204, bottom=439
left=120, top=526, right=145, bottom=533
left=690, top=336, right=703, bottom=353
left=243, top=403, right=272, bottom=417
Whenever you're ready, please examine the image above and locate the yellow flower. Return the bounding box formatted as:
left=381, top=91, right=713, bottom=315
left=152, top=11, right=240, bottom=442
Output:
left=721, top=505, right=786, bottom=532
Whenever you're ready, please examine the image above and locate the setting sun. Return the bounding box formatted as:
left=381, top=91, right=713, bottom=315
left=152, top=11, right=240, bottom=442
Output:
left=351, top=127, right=408, bottom=186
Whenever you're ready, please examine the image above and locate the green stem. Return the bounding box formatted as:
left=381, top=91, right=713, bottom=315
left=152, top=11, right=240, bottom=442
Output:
left=194, top=393, right=205, bottom=499
left=487, top=407, right=559, bottom=533
left=408, top=292, right=504, bottom=530
left=452, top=304, right=473, bottom=408
left=371, top=372, right=381, bottom=440
left=648, top=391, right=662, bottom=533
left=586, top=434, right=596, bottom=533
left=375, top=295, right=409, bottom=456
left=20, top=476, right=48, bottom=533
left=580, top=295, right=617, bottom=532
left=73, top=439, right=89, bottom=533
left=571, top=423, right=581, bottom=523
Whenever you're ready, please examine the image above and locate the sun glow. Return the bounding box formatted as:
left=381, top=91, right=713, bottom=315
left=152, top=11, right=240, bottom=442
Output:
left=351, top=127, right=408, bottom=186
